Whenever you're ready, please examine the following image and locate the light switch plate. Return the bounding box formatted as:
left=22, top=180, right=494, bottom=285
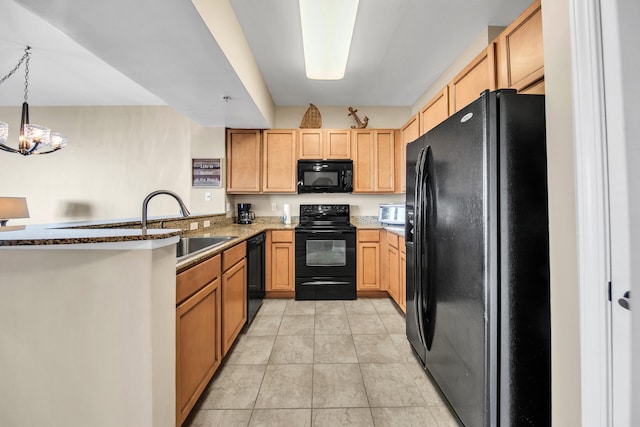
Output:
left=190, top=222, right=198, bottom=230
left=203, top=220, right=211, bottom=228
left=271, top=202, right=277, bottom=211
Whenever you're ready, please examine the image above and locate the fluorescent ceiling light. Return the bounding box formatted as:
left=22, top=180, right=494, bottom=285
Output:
left=299, top=0, right=359, bottom=80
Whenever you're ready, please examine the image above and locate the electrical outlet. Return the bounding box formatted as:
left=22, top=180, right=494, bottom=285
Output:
left=226, top=203, right=231, bottom=212
left=271, top=202, right=277, bottom=211
left=190, top=222, right=198, bottom=231
left=203, top=220, right=211, bottom=228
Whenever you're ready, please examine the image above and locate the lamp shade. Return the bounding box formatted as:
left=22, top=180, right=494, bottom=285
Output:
left=0, top=197, right=30, bottom=220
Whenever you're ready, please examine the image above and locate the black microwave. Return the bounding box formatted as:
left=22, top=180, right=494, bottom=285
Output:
left=297, top=160, right=353, bottom=193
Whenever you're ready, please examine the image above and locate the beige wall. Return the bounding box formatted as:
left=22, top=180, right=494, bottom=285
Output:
left=234, top=193, right=405, bottom=219
left=275, top=105, right=410, bottom=129
left=0, top=105, right=226, bottom=225
left=541, top=0, right=582, bottom=424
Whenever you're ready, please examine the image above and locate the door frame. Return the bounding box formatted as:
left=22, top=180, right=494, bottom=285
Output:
left=570, top=0, right=638, bottom=425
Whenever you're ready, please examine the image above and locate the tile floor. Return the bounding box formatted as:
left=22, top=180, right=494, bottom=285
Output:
left=184, top=298, right=461, bottom=427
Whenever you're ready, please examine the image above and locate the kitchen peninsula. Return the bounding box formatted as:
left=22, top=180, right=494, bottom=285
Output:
left=0, top=225, right=180, bottom=427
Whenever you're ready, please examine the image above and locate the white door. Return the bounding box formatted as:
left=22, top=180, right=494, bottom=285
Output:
left=571, top=0, right=638, bottom=425
left=601, top=0, right=638, bottom=425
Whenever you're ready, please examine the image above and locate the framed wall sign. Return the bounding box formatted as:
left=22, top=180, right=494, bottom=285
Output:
left=192, top=158, right=222, bottom=187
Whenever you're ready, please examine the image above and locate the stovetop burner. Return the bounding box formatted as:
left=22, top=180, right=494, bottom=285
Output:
left=297, top=204, right=353, bottom=229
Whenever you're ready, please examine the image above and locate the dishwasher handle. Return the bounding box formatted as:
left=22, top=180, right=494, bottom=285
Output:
left=247, top=232, right=265, bottom=247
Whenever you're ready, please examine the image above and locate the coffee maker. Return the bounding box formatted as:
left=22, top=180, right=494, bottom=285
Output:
left=237, top=203, right=255, bottom=224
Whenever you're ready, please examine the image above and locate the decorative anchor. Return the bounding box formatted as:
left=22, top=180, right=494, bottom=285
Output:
left=348, top=107, right=369, bottom=129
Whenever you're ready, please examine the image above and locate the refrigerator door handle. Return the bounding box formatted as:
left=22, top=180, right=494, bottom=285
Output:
left=423, top=146, right=436, bottom=350
left=413, top=146, right=429, bottom=349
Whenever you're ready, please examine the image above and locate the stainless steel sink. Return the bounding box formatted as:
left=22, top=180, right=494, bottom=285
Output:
left=176, top=236, right=237, bottom=258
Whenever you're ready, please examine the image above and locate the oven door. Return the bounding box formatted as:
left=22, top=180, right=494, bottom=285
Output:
left=295, top=229, right=356, bottom=278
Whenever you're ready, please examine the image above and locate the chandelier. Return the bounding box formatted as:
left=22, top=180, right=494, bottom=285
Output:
left=0, top=46, right=68, bottom=156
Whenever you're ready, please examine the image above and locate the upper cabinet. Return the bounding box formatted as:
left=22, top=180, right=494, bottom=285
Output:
left=448, top=45, right=497, bottom=114
left=352, top=129, right=395, bottom=193
left=419, top=87, right=450, bottom=136
left=226, top=129, right=261, bottom=193
left=227, top=129, right=297, bottom=194
left=299, top=129, right=351, bottom=160
left=262, top=130, right=297, bottom=193
left=496, top=0, right=544, bottom=94
left=398, top=115, right=420, bottom=194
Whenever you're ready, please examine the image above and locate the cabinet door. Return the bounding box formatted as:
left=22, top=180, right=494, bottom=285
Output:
left=399, top=116, right=420, bottom=194
left=356, top=230, right=381, bottom=291
left=352, top=130, right=375, bottom=192
left=387, top=244, right=400, bottom=303
left=375, top=130, right=395, bottom=193
left=325, top=129, right=351, bottom=159
left=448, top=45, right=497, bottom=114
left=266, top=230, right=294, bottom=292
left=496, top=0, right=544, bottom=93
left=263, top=130, right=297, bottom=193
left=176, top=278, right=221, bottom=426
left=221, top=258, right=247, bottom=356
left=226, top=129, right=261, bottom=193
left=419, top=86, right=450, bottom=135
left=299, top=129, right=323, bottom=159
left=399, top=237, right=406, bottom=313
left=352, top=130, right=395, bottom=193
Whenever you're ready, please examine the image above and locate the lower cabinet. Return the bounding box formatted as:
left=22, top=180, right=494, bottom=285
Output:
left=356, top=229, right=381, bottom=291
left=386, top=232, right=400, bottom=302
left=176, top=255, right=222, bottom=427
left=266, top=230, right=295, bottom=293
left=384, top=231, right=407, bottom=313
left=221, top=242, right=247, bottom=357
left=399, top=236, right=406, bottom=313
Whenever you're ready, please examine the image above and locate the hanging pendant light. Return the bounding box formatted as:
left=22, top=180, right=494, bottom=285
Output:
left=0, top=46, right=68, bottom=156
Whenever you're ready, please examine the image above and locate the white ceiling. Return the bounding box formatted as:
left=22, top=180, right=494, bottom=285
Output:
left=0, top=0, right=532, bottom=128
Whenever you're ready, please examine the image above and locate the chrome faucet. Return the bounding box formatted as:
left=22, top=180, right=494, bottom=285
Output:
left=141, top=190, right=190, bottom=232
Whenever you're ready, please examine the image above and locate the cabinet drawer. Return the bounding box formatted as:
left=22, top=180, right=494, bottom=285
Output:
left=223, top=241, right=246, bottom=271
left=176, top=254, right=221, bottom=305
left=271, top=230, right=293, bottom=243
left=358, top=229, right=380, bottom=243
left=387, top=232, right=399, bottom=249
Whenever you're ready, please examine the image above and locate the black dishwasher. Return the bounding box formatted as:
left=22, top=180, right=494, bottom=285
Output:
left=246, top=232, right=265, bottom=324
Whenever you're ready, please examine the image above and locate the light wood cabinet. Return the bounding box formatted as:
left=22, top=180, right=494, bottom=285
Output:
left=448, top=45, right=497, bottom=114
left=299, top=129, right=351, bottom=160
left=496, top=0, right=544, bottom=94
left=386, top=232, right=400, bottom=303
left=262, top=129, right=297, bottom=193
left=398, top=116, right=420, bottom=193
left=383, top=231, right=406, bottom=313
left=226, top=129, right=261, bottom=193
left=266, top=230, right=295, bottom=292
left=399, top=236, right=406, bottom=313
left=419, top=87, right=450, bottom=135
left=176, top=255, right=222, bottom=427
left=357, top=229, right=381, bottom=291
left=221, top=242, right=247, bottom=356
left=352, top=129, right=396, bottom=193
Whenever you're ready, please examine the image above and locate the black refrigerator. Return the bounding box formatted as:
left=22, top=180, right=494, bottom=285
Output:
left=405, top=89, right=551, bottom=426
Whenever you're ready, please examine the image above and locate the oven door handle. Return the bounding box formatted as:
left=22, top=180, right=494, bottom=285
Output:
left=295, top=229, right=354, bottom=234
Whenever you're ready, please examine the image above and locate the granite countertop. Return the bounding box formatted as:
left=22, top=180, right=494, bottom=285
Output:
left=0, top=214, right=404, bottom=272
left=176, top=222, right=297, bottom=273
left=0, top=226, right=181, bottom=246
